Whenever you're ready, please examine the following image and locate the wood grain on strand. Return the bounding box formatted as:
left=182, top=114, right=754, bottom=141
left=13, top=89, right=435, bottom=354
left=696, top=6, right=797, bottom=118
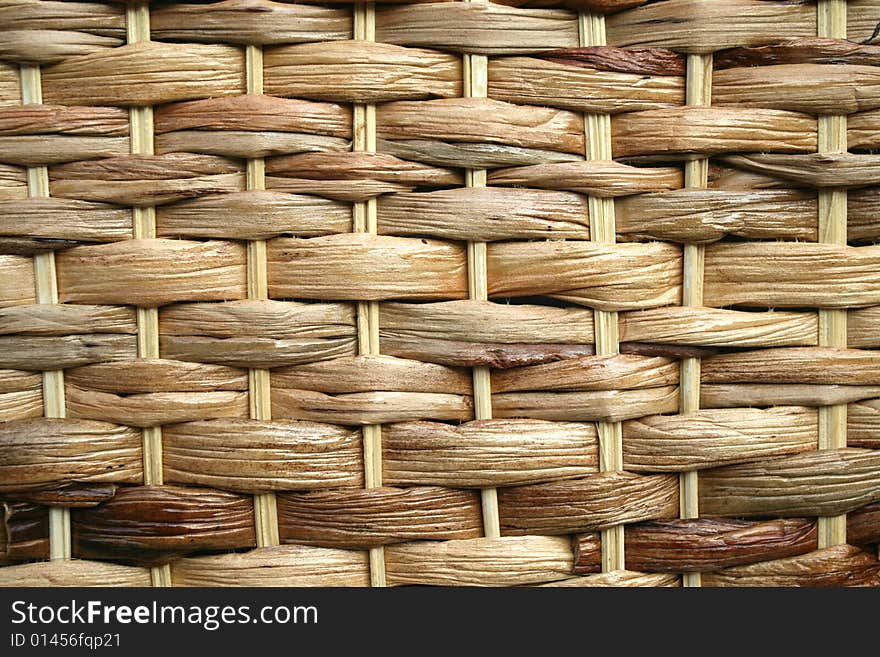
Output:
left=622, top=406, right=818, bottom=472
left=702, top=243, right=880, bottom=308
left=617, top=518, right=818, bottom=573
left=383, top=419, right=598, bottom=487
left=40, top=41, right=245, bottom=107
left=157, top=300, right=356, bottom=369
left=384, top=536, right=573, bottom=587
left=701, top=545, right=880, bottom=587
left=149, top=1, right=352, bottom=45
left=0, top=561, right=150, bottom=588
left=0, top=418, right=142, bottom=492
left=375, top=3, right=580, bottom=54
left=0, top=0, right=125, bottom=66
left=610, top=106, right=816, bottom=157
left=487, top=52, right=684, bottom=114
left=263, top=41, right=462, bottom=104
left=698, top=448, right=880, bottom=518
left=277, top=486, right=482, bottom=549
left=171, top=545, right=369, bottom=587
left=604, top=0, right=817, bottom=53
left=71, top=485, right=257, bottom=563
left=541, top=571, right=679, bottom=587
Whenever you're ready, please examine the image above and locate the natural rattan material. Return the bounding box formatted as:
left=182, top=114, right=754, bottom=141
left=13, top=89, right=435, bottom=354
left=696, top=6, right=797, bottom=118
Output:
left=1, top=0, right=880, bottom=588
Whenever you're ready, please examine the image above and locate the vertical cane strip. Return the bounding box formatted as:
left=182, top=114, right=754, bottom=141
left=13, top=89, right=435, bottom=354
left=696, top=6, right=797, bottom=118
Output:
left=126, top=3, right=171, bottom=587
left=245, top=44, right=281, bottom=549
left=816, top=0, right=848, bottom=550
left=19, top=64, right=71, bottom=561
left=354, top=4, right=387, bottom=586
left=463, top=0, right=501, bottom=539
left=580, top=12, right=624, bottom=573
left=679, top=53, right=713, bottom=588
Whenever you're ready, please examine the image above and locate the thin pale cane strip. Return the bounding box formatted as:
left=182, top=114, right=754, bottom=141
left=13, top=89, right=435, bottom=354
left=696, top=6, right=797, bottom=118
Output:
left=127, top=3, right=171, bottom=587
left=245, top=45, right=280, bottom=549
left=354, top=4, right=387, bottom=586
left=19, top=64, right=71, bottom=561
left=580, top=13, right=623, bottom=573
left=817, top=0, right=848, bottom=549
left=464, top=0, right=500, bottom=539
left=679, top=53, right=712, bottom=588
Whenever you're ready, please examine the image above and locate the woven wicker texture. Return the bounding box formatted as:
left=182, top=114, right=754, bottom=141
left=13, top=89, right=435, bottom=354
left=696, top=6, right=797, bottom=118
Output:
left=1, top=0, right=880, bottom=588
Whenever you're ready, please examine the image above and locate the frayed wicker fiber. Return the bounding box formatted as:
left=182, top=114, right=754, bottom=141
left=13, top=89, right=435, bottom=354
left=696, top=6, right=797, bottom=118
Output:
left=1, top=0, right=880, bottom=588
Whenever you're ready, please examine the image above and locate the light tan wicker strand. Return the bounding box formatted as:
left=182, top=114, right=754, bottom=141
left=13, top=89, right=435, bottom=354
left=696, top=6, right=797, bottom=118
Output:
left=465, top=0, right=501, bottom=540
left=817, top=0, right=848, bottom=550
left=246, top=44, right=280, bottom=550
left=354, top=3, right=388, bottom=587
left=19, top=64, right=70, bottom=561
left=679, top=52, right=713, bottom=588
left=580, top=12, right=624, bottom=573
left=126, top=2, right=170, bottom=588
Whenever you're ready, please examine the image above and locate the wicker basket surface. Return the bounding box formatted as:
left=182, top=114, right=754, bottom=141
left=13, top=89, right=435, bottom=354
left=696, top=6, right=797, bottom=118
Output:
left=0, top=0, right=879, bottom=587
